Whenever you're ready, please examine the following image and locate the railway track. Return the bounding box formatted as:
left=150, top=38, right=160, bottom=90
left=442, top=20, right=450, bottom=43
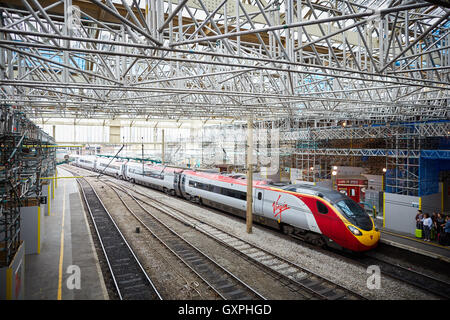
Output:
left=352, top=253, right=450, bottom=299
left=104, top=178, right=366, bottom=300
left=99, top=179, right=266, bottom=300
left=77, top=177, right=163, bottom=300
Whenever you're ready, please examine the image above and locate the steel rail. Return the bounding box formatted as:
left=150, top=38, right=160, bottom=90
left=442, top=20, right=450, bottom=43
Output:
left=102, top=180, right=266, bottom=300
left=353, top=253, right=450, bottom=299
left=76, top=176, right=163, bottom=300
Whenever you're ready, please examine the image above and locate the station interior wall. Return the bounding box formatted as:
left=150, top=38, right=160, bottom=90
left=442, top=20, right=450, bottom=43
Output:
left=419, top=158, right=450, bottom=196
left=421, top=189, right=442, bottom=214
left=443, top=180, right=449, bottom=214
left=384, top=193, right=420, bottom=235
left=20, top=204, right=44, bottom=255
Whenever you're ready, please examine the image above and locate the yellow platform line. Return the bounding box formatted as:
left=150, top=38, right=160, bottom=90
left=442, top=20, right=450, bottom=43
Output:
left=57, top=181, right=66, bottom=300
left=381, top=229, right=450, bottom=250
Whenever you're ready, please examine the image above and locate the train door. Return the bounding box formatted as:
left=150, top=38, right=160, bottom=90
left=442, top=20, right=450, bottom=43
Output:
left=174, top=172, right=182, bottom=196
left=180, top=175, right=187, bottom=197
left=348, top=187, right=359, bottom=203
left=173, top=171, right=185, bottom=197
left=254, top=189, right=264, bottom=214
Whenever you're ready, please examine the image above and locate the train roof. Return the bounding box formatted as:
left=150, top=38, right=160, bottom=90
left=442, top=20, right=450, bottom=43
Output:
left=280, top=183, right=347, bottom=203
left=96, top=157, right=126, bottom=163
left=185, top=170, right=270, bottom=187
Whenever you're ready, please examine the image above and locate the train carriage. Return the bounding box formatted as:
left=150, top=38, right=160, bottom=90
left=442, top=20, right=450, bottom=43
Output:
left=183, top=170, right=248, bottom=214
left=94, top=157, right=126, bottom=178
left=125, top=163, right=177, bottom=194
left=75, top=155, right=96, bottom=170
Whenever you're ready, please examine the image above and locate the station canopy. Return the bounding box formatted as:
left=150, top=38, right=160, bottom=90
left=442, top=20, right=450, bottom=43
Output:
left=0, top=0, right=448, bottom=122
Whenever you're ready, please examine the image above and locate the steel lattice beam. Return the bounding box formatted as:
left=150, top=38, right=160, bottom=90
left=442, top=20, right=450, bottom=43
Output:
left=0, top=0, right=448, bottom=121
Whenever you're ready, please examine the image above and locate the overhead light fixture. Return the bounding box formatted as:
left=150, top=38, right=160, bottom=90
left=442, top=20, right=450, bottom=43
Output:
left=382, top=168, right=387, bottom=173
left=332, top=170, right=337, bottom=176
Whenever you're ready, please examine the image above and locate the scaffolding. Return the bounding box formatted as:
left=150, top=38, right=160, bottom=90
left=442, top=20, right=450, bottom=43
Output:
left=0, top=105, right=55, bottom=266
left=280, top=120, right=450, bottom=196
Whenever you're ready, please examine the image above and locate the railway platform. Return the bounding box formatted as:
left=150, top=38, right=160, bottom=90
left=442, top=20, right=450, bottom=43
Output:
left=374, top=219, right=450, bottom=263
left=24, top=167, right=108, bottom=300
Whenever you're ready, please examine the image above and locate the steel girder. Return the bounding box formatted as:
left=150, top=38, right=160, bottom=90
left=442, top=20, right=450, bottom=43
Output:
left=0, top=0, right=448, bottom=121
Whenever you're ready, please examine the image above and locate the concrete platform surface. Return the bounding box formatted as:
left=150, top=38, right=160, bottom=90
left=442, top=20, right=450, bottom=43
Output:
left=375, top=219, right=450, bottom=263
left=24, top=167, right=109, bottom=300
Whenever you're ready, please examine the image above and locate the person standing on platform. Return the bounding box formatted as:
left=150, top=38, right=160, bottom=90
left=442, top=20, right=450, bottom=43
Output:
left=435, top=213, right=445, bottom=237
left=422, top=213, right=432, bottom=242
left=430, top=212, right=438, bottom=241
left=442, top=216, right=450, bottom=246
left=415, top=210, right=424, bottom=238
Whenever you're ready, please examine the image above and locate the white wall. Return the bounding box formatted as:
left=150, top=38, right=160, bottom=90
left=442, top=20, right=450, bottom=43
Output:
left=363, top=174, right=383, bottom=191
left=334, top=166, right=366, bottom=176
left=421, top=192, right=441, bottom=213
left=384, top=193, right=420, bottom=235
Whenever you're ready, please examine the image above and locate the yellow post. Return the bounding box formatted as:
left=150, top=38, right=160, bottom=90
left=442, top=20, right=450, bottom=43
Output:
left=52, top=174, right=55, bottom=200
left=382, top=192, right=386, bottom=228
left=55, top=169, right=58, bottom=189
left=48, top=183, right=51, bottom=216
left=6, top=268, right=12, bottom=300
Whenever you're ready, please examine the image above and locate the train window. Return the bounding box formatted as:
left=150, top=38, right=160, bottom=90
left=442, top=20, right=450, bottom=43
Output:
left=258, top=192, right=262, bottom=200
left=317, top=201, right=328, bottom=214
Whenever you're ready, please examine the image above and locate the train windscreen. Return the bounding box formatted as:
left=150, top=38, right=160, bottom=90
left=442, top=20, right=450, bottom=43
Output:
left=335, top=199, right=373, bottom=231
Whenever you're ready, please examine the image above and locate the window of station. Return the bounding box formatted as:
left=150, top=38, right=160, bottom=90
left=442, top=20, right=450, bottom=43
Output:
left=189, top=180, right=246, bottom=200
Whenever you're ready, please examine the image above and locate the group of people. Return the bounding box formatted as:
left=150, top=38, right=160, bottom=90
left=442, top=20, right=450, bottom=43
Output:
left=415, top=210, right=450, bottom=245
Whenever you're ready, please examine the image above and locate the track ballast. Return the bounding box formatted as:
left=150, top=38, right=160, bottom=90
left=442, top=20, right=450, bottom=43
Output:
left=77, top=177, right=162, bottom=300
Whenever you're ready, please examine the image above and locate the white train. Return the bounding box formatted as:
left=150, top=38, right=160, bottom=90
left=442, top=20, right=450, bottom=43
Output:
left=125, top=162, right=176, bottom=194
left=73, top=155, right=380, bottom=252
left=74, top=155, right=97, bottom=171
left=74, top=156, right=126, bottom=178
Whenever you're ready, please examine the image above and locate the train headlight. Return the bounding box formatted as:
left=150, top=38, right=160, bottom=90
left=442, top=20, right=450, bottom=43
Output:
left=348, top=225, right=362, bottom=236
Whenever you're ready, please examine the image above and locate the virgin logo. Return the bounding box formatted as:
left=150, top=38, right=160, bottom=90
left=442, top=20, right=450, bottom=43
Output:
left=272, top=195, right=290, bottom=222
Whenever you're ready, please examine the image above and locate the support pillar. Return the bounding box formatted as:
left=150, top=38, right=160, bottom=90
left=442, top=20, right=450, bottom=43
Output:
left=161, top=129, right=165, bottom=164
left=246, top=119, right=253, bottom=234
